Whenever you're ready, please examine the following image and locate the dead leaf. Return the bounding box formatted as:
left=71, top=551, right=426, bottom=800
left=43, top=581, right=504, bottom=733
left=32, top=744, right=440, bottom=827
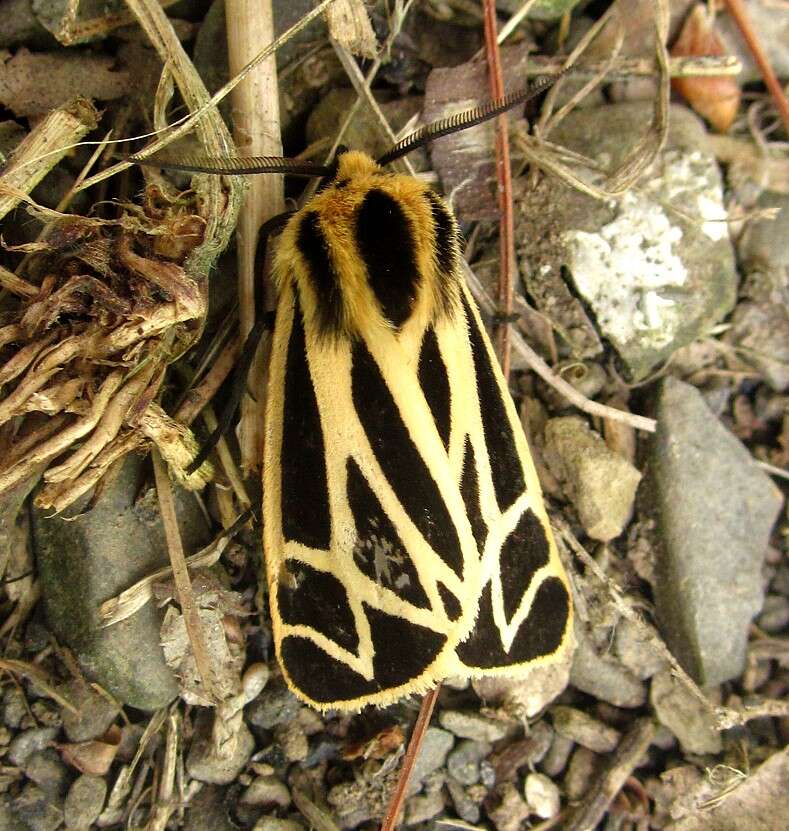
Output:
left=671, top=5, right=741, bottom=132
left=58, top=725, right=121, bottom=776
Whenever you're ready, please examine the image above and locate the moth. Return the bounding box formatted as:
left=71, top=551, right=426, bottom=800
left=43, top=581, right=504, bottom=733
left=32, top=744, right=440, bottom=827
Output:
left=133, top=80, right=573, bottom=712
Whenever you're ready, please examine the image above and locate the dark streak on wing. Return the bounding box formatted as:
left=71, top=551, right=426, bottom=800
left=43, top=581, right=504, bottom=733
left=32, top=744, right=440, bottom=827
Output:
left=347, top=457, right=430, bottom=610
left=281, top=293, right=331, bottom=549
left=500, top=508, right=550, bottom=622
left=297, top=211, right=343, bottom=334
left=418, top=328, right=451, bottom=451
left=438, top=582, right=462, bottom=621
left=352, top=340, right=464, bottom=578
left=277, top=561, right=359, bottom=653
left=463, top=293, right=525, bottom=513
left=425, top=190, right=460, bottom=316
left=460, top=436, right=488, bottom=552
left=356, top=189, right=420, bottom=328
left=455, top=577, right=569, bottom=668
left=280, top=605, right=446, bottom=705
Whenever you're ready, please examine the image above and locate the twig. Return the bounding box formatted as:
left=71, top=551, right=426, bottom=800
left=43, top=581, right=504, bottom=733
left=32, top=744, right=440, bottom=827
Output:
left=146, top=711, right=180, bottom=831
left=756, top=460, right=789, bottom=481
left=564, top=718, right=656, bottom=831
left=225, top=0, right=285, bottom=474
left=152, top=449, right=218, bottom=704
left=482, top=0, right=516, bottom=379
left=0, top=659, right=78, bottom=714
left=725, top=0, right=789, bottom=134
left=497, top=0, right=541, bottom=45
left=463, top=262, right=657, bottom=432
left=0, top=99, right=98, bottom=221
left=380, top=686, right=441, bottom=831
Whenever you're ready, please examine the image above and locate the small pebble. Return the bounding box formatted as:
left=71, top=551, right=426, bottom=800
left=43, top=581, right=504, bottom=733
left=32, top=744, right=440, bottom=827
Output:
left=246, top=681, right=300, bottom=730
left=252, top=819, right=304, bottom=831
left=64, top=775, right=106, bottom=829
left=240, top=775, right=291, bottom=809
left=551, top=706, right=621, bottom=753
left=2, top=687, right=29, bottom=729
left=541, top=733, right=574, bottom=777
left=650, top=669, right=722, bottom=755
left=757, top=595, right=789, bottom=633
left=487, top=783, right=530, bottom=831
left=613, top=618, right=668, bottom=680
left=12, top=784, right=63, bottom=831
left=570, top=633, right=647, bottom=708
left=446, top=739, right=491, bottom=786
left=242, top=663, right=270, bottom=703
left=524, top=772, right=560, bottom=819
left=409, top=727, right=454, bottom=792
left=439, top=710, right=511, bottom=742
left=58, top=680, right=120, bottom=742
left=405, top=788, right=445, bottom=824
left=23, top=749, right=70, bottom=800
left=274, top=718, right=309, bottom=762
left=446, top=779, right=481, bottom=824
left=8, top=727, right=59, bottom=767
left=564, top=747, right=599, bottom=801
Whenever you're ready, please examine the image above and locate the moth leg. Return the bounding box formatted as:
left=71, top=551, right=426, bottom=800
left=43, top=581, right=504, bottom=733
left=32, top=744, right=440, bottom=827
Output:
left=187, top=210, right=295, bottom=474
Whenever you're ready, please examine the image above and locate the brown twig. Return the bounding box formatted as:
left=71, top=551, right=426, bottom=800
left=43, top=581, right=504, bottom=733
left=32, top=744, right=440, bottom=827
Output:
left=152, top=449, right=218, bottom=704
left=380, top=685, right=441, bottom=831
left=482, top=0, right=516, bottom=380
left=725, top=0, right=789, bottom=134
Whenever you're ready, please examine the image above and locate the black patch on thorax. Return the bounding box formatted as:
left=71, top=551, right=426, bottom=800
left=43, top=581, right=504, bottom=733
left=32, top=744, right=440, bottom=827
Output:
left=297, top=211, right=343, bottom=334
left=356, top=189, right=420, bottom=328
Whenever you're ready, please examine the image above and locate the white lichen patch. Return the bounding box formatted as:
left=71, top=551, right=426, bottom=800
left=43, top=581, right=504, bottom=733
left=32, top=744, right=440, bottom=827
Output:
left=561, top=148, right=729, bottom=352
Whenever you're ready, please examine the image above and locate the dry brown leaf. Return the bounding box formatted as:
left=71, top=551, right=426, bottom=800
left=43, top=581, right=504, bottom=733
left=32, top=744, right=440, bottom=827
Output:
left=671, top=5, right=741, bottom=132
left=327, top=0, right=377, bottom=59
left=58, top=725, right=121, bottom=776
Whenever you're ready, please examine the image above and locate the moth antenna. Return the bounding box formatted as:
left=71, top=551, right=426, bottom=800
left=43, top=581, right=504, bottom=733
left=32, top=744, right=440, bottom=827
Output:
left=376, top=71, right=564, bottom=167
left=126, top=152, right=332, bottom=178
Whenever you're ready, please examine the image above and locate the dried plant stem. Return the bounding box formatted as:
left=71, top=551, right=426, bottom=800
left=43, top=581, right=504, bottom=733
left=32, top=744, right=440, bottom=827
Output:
left=463, top=262, right=657, bottom=432
left=380, top=686, right=441, bottom=831
left=225, top=0, right=285, bottom=473
left=0, top=265, right=37, bottom=298
left=152, top=449, right=218, bottom=704
left=517, top=54, right=741, bottom=79
left=725, top=0, right=789, bottom=134
left=146, top=711, right=180, bottom=831
left=482, top=0, right=515, bottom=380
left=0, top=99, right=98, bottom=221
left=564, top=718, right=656, bottom=831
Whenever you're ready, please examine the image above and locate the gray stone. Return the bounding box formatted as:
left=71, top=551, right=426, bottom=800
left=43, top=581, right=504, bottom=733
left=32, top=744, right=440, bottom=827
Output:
left=446, top=779, right=481, bottom=824
left=186, top=710, right=255, bottom=785
left=650, top=669, right=722, bottom=756
left=11, top=785, right=63, bottom=831
left=487, top=783, right=530, bottom=831
left=519, top=102, right=736, bottom=381
left=564, top=747, right=599, bottom=801
left=32, top=455, right=210, bottom=710
left=59, top=680, right=120, bottom=742
left=7, top=727, right=59, bottom=767
left=728, top=192, right=789, bottom=391
left=184, top=785, right=235, bottom=831
left=524, top=772, right=560, bottom=819
left=540, top=732, right=574, bottom=778
left=717, top=1, right=789, bottom=85
left=3, top=687, right=29, bottom=729
left=240, top=775, right=291, bottom=809
left=648, top=378, right=784, bottom=686
left=613, top=617, right=668, bottom=680
left=409, top=727, right=454, bottom=792
left=446, top=739, right=492, bottom=786
left=544, top=417, right=642, bottom=541
left=570, top=628, right=646, bottom=708
left=252, top=820, right=304, bottom=831
left=23, top=750, right=69, bottom=800
left=246, top=679, right=300, bottom=729
left=404, top=787, right=445, bottom=825
left=439, top=710, right=512, bottom=743
left=0, top=795, right=27, bottom=831
left=472, top=658, right=572, bottom=718
left=64, top=775, right=106, bottom=829
left=551, top=707, right=620, bottom=754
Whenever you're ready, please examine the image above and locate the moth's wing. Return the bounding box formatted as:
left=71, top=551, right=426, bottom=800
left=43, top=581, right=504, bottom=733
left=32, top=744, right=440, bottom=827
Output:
left=436, top=283, right=574, bottom=677
left=263, top=285, right=479, bottom=711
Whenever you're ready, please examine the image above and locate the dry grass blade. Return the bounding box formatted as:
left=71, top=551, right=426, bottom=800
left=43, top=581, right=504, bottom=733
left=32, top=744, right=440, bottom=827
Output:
left=0, top=658, right=78, bottom=714
left=327, top=0, right=377, bottom=58
left=146, top=711, right=180, bottom=831
left=153, top=449, right=218, bottom=705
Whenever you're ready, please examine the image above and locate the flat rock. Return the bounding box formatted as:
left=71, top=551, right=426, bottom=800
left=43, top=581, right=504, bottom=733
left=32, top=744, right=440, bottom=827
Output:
left=519, top=102, right=737, bottom=381
left=648, top=378, right=784, bottom=686
left=570, top=627, right=646, bottom=708
left=64, top=775, right=106, bottom=830
left=32, top=455, right=210, bottom=710
left=650, top=669, right=721, bottom=756
left=544, top=416, right=642, bottom=541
